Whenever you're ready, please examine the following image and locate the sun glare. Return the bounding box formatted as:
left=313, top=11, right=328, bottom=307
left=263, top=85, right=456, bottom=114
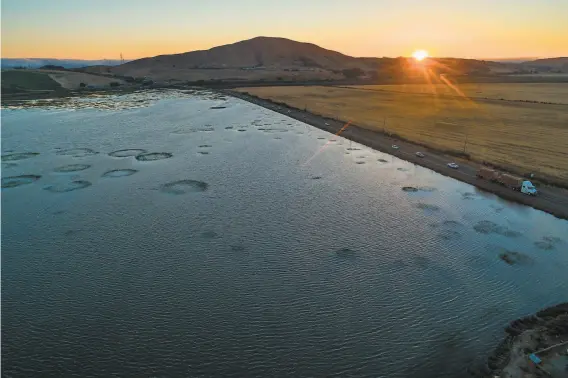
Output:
left=412, top=50, right=429, bottom=61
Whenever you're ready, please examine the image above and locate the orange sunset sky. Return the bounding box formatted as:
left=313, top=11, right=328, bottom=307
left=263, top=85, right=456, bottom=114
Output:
left=2, top=0, right=567, bottom=60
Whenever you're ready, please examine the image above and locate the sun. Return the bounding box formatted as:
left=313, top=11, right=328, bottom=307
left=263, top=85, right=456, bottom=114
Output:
left=412, top=49, right=429, bottom=61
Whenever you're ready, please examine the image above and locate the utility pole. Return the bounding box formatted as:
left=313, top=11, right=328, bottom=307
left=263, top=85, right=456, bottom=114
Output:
left=120, top=53, right=124, bottom=64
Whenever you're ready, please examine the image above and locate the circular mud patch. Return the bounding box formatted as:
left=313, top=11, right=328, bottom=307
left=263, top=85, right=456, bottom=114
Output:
left=2, top=175, right=41, bottom=188
left=108, top=149, right=147, bottom=158
left=418, top=186, right=437, bottom=192
left=201, top=231, right=218, bottom=239
left=534, top=236, right=563, bottom=251
left=1, top=152, right=40, bottom=161
left=415, top=203, right=440, bottom=211
left=438, top=230, right=462, bottom=240
left=225, top=126, right=234, bottom=130
left=44, top=180, right=92, bottom=193
left=56, top=148, right=98, bottom=157
left=355, top=161, right=366, bottom=164
left=102, top=169, right=138, bottom=178
left=377, top=159, right=389, bottom=163
left=498, top=250, right=532, bottom=265
left=402, top=186, right=419, bottom=192
left=335, top=248, right=356, bottom=258
left=473, top=220, right=521, bottom=238
left=160, top=179, right=208, bottom=194
left=53, top=164, right=91, bottom=173
left=135, top=152, right=173, bottom=161
left=461, top=192, right=476, bottom=200
left=210, top=106, right=226, bottom=109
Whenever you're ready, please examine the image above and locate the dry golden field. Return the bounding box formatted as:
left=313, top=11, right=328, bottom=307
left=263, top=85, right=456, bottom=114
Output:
left=344, top=83, right=568, bottom=104
left=236, top=85, right=568, bottom=185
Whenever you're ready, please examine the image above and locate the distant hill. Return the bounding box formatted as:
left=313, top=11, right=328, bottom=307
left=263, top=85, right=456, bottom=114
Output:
left=109, top=37, right=518, bottom=83
left=1, top=58, right=126, bottom=69
left=520, top=57, right=568, bottom=73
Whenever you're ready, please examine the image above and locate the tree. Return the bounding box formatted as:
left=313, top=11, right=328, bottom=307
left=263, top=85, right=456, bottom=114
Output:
left=342, top=68, right=364, bottom=79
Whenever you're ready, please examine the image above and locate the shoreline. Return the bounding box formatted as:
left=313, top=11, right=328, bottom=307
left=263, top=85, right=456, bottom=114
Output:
left=473, top=302, right=568, bottom=377
left=225, top=89, right=568, bottom=221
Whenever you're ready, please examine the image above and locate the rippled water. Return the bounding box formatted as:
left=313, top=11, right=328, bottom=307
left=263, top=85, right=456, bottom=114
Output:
left=2, top=91, right=568, bottom=377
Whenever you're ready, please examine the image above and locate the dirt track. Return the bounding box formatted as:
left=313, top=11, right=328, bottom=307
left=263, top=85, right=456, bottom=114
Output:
left=227, top=89, right=568, bottom=221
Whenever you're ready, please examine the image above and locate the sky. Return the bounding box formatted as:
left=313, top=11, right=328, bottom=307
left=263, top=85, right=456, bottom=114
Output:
left=2, top=0, right=567, bottom=60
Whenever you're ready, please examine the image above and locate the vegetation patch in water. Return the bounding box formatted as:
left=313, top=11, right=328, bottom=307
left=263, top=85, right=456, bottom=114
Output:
left=402, top=186, right=419, bottom=192
left=335, top=248, right=356, bottom=258
left=415, top=203, right=440, bottom=211
left=498, top=250, right=532, bottom=265
left=201, top=231, right=218, bottom=239
left=377, top=159, right=389, bottom=163
left=160, top=179, right=209, bottom=194
left=210, top=106, right=227, bottom=109
left=56, top=148, right=98, bottom=157
left=473, top=220, right=521, bottom=238
left=53, top=164, right=91, bottom=173
left=2, top=175, right=41, bottom=188
left=44, top=180, right=92, bottom=193
left=438, top=230, right=462, bottom=240
left=534, top=236, right=563, bottom=251
left=101, top=169, right=138, bottom=178
left=1, top=152, right=40, bottom=161
left=108, top=149, right=147, bottom=158
left=135, top=152, right=173, bottom=161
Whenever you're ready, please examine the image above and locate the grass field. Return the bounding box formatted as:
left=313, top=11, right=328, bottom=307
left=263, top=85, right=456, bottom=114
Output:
left=236, top=85, right=568, bottom=185
left=344, top=83, right=568, bottom=105
left=2, top=70, right=62, bottom=92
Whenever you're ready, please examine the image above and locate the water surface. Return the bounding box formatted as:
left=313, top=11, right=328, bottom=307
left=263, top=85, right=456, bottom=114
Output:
left=2, top=91, right=567, bottom=377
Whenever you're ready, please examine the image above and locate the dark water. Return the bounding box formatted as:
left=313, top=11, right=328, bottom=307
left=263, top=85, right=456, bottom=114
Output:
left=2, top=92, right=568, bottom=377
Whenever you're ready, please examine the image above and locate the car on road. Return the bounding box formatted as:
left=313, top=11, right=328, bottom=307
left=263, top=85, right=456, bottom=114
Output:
left=415, top=152, right=425, bottom=158
left=447, top=162, right=459, bottom=169
left=391, top=145, right=400, bottom=149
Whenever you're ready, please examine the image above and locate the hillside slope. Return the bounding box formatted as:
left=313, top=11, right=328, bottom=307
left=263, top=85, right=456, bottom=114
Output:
left=110, top=37, right=516, bottom=82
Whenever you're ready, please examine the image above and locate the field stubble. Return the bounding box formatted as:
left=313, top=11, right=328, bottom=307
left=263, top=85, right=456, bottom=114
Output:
left=237, top=84, right=568, bottom=186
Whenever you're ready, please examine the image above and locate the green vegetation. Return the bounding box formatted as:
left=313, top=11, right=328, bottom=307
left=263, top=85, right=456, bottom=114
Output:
left=2, top=70, right=62, bottom=93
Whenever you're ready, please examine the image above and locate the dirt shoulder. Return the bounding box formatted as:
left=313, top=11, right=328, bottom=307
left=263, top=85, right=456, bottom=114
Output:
left=226, top=90, right=568, bottom=221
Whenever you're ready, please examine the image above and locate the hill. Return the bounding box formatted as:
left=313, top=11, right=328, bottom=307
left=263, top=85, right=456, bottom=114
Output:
left=520, top=57, right=568, bottom=73
left=1, top=58, right=126, bottom=69
left=109, top=37, right=517, bottom=83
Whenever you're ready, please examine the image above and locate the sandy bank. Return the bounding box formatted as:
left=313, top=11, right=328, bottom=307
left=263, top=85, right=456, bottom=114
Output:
left=226, top=90, right=568, bottom=221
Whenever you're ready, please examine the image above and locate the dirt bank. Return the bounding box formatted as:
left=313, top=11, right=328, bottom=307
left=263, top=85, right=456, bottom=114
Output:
left=473, top=303, right=568, bottom=378
left=226, top=90, right=568, bottom=220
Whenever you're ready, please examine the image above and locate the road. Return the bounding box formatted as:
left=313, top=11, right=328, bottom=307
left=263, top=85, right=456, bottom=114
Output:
left=226, top=90, right=568, bottom=220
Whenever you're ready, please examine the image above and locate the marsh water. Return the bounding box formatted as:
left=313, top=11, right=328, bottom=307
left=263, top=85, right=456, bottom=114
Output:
left=2, top=90, right=567, bottom=377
